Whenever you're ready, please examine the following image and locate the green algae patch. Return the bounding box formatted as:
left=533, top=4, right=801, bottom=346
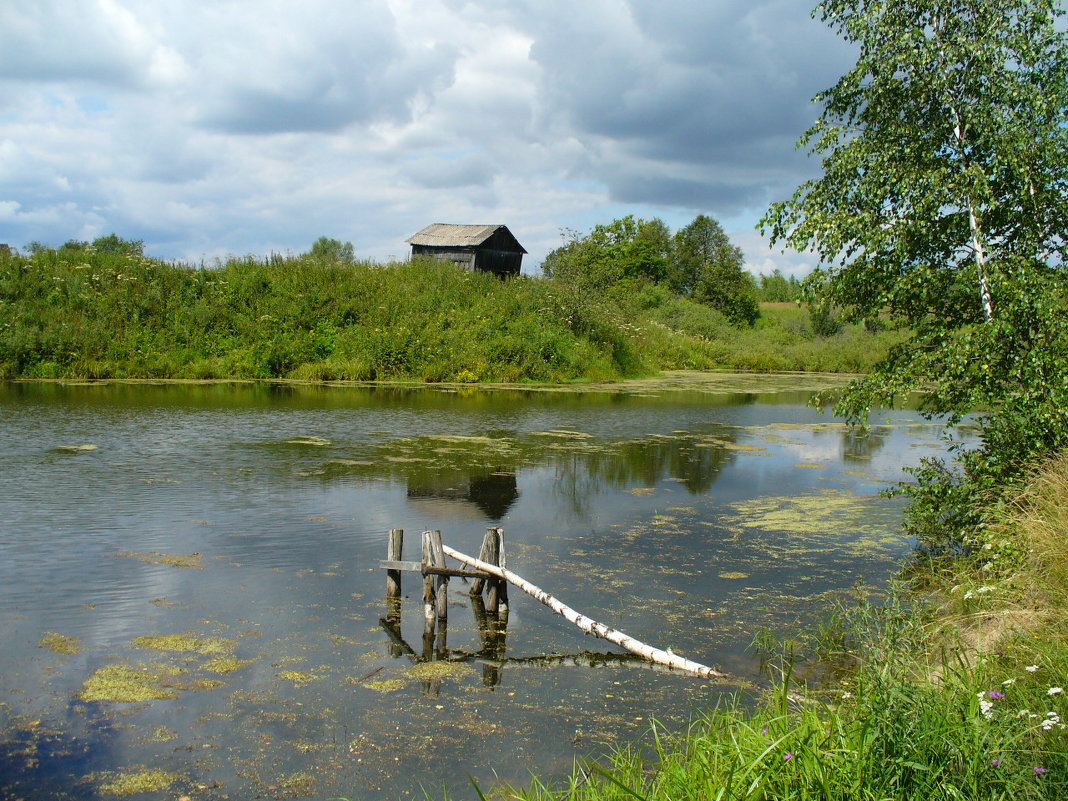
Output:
left=718, top=572, right=750, bottom=580
left=52, top=444, right=98, bottom=453
left=279, top=670, right=318, bottom=684
left=132, top=633, right=233, bottom=655
left=364, top=678, right=406, bottom=693
left=38, top=632, right=82, bottom=654
left=97, top=768, right=179, bottom=796
left=121, top=551, right=202, bottom=568
left=406, top=661, right=476, bottom=682
left=203, top=655, right=254, bottom=674
left=79, top=665, right=179, bottom=703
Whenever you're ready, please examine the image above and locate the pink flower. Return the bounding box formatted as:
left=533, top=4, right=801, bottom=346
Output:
left=783, top=752, right=794, bottom=761
left=1034, top=766, right=1048, bottom=775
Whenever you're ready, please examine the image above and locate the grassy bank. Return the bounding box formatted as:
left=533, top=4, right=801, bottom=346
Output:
left=487, top=454, right=1068, bottom=801
left=0, top=246, right=900, bottom=382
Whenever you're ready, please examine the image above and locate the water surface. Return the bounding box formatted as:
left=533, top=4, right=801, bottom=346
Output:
left=0, top=375, right=960, bottom=799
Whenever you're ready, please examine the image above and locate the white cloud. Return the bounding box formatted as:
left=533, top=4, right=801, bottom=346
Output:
left=0, top=0, right=852, bottom=272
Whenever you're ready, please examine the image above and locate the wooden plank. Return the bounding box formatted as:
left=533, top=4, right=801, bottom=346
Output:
left=378, top=560, right=491, bottom=579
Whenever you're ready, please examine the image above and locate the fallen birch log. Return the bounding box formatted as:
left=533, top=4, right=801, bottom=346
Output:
left=441, top=543, right=726, bottom=679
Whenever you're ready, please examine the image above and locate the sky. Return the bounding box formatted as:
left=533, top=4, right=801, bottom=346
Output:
left=0, top=0, right=856, bottom=276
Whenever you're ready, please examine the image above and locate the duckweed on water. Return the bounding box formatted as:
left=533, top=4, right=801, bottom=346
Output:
left=364, top=678, right=406, bottom=693
left=406, top=661, right=477, bottom=682
left=97, top=768, right=179, bottom=796
left=38, top=631, right=81, bottom=654
left=203, top=655, right=254, bottom=673
left=51, top=444, right=98, bottom=453
left=79, top=665, right=179, bottom=702
left=132, top=633, right=233, bottom=654
left=279, top=670, right=318, bottom=684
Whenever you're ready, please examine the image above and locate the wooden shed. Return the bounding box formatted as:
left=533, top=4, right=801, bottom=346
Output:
left=406, top=224, right=526, bottom=277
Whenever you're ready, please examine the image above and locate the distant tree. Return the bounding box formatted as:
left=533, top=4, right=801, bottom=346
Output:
left=542, top=215, right=668, bottom=289
left=92, top=234, right=144, bottom=256
left=673, top=215, right=759, bottom=326
left=309, top=236, right=355, bottom=263
left=756, top=269, right=802, bottom=303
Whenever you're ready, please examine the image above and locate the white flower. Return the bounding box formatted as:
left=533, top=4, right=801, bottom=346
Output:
left=1048, top=687, right=1063, bottom=696
left=1026, top=665, right=1040, bottom=672
left=979, top=699, right=995, bottom=719
left=842, top=692, right=853, bottom=700
left=1002, top=678, right=1016, bottom=686
left=1019, top=709, right=1032, bottom=717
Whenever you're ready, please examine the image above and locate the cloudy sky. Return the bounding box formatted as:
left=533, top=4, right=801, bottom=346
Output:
left=0, top=0, right=855, bottom=275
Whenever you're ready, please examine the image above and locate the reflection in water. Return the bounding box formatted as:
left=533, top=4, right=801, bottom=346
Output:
left=407, top=471, right=519, bottom=521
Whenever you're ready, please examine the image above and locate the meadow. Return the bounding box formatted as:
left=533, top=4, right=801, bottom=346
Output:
left=0, top=246, right=901, bottom=382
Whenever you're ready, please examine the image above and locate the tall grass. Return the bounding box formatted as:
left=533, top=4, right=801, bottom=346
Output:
left=489, top=456, right=1068, bottom=801
left=0, top=246, right=899, bottom=382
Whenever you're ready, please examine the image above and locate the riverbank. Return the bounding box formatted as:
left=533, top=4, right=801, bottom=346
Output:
left=0, top=247, right=901, bottom=382
left=494, top=454, right=1068, bottom=801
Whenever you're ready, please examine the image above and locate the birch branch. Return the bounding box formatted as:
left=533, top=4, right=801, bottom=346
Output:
left=441, top=543, right=726, bottom=679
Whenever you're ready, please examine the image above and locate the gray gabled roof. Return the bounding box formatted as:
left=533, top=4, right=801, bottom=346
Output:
left=406, top=223, right=527, bottom=253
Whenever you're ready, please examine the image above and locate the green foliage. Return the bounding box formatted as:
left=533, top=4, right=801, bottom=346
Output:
left=546, top=214, right=759, bottom=326
left=542, top=216, right=669, bottom=289
left=755, top=269, right=803, bottom=303
left=673, top=215, right=759, bottom=326
left=761, top=0, right=1068, bottom=548
left=307, top=236, right=355, bottom=263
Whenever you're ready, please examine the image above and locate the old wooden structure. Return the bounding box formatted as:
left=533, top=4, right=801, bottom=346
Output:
left=379, top=527, right=725, bottom=680
left=405, top=224, right=526, bottom=277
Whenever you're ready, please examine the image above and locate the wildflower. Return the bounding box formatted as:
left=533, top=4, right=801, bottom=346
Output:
left=1002, top=678, right=1016, bottom=686
left=1048, top=687, right=1063, bottom=696
left=992, top=759, right=1001, bottom=766
left=1034, top=766, right=1048, bottom=775
left=761, top=727, right=768, bottom=735
left=1026, top=665, right=1040, bottom=673
left=841, top=692, right=852, bottom=700
left=979, top=699, right=995, bottom=719
left=1018, top=709, right=1032, bottom=717
left=783, top=753, right=793, bottom=761
left=988, top=691, right=1006, bottom=700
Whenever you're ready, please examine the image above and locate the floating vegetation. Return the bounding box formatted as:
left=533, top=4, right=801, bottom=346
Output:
left=96, top=768, right=179, bottom=796
left=38, top=632, right=81, bottom=654
left=278, top=670, right=317, bottom=684
left=364, top=678, right=406, bottom=693
left=121, top=551, right=202, bottom=568
left=795, top=462, right=827, bottom=469
left=147, top=726, right=178, bottom=742
left=79, top=664, right=179, bottom=703
left=406, top=661, right=476, bottom=682
left=532, top=429, right=594, bottom=439
left=51, top=444, right=98, bottom=453
left=203, top=655, right=254, bottom=674
left=728, top=490, right=897, bottom=540
left=132, top=633, right=233, bottom=655
left=718, top=572, right=750, bottom=580
left=627, top=487, right=657, bottom=496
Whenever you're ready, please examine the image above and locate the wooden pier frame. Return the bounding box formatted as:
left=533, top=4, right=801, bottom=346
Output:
left=378, top=527, right=725, bottom=679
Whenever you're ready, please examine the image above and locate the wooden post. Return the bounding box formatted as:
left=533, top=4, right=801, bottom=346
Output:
left=422, top=531, right=436, bottom=640
left=386, top=529, right=404, bottom=599
left=485, top=530, right=501, bottom=615
left=496, top=528, right=509, bottom=619
left=386, top=529, right=403, bottom=628
left=426, top=530, right=448, bottom=624
left=470, top=527, right=497, bottom=597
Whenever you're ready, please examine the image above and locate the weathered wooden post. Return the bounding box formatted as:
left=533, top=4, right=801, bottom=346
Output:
left=385, top=529, right=404, bottom=629
left=470, top=527, right=497, bottom=597
left=422, top=530, right=437, bottom=641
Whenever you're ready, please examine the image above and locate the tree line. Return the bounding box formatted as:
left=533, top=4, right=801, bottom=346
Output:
left=541, top=214, right=802, bottom=325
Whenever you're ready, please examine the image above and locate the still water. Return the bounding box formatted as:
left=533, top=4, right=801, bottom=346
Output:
left=0, top=375, right=961, bottom=799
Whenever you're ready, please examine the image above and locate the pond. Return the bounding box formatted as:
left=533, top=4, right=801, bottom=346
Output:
left=0, top=374, right=966, bottom=800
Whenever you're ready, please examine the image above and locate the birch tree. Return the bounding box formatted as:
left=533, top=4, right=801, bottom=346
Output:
left=761, top=0, right=1068, bottom=543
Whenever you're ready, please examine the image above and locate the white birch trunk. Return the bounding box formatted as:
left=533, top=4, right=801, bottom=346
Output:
left=442, top=543, right=726, bottom=679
